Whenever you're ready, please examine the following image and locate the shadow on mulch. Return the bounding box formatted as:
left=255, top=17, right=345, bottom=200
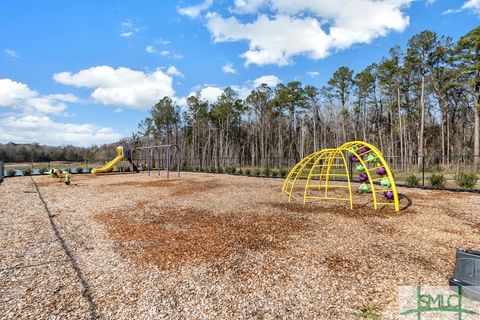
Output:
left=104, top=179, right=221, bottom=197
left=95, top=203, right=311, bottom=270
left=267, top=201, right=416, bottom=219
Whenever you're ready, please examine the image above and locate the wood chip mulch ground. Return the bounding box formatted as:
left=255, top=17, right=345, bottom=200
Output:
left=1, top=172, right=479, bottom=319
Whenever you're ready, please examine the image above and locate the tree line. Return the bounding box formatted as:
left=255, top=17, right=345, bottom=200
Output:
left=2, top=27, right=479, bottom=171
left=137, top=27, right=480, bottom=170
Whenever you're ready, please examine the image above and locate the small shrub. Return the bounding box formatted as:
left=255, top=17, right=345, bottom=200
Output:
left=271, top=170, right=278, bottom=178
left=263, top=167, right=271, bottom=177
left=227, top=167, right=236, bottom=174
left=406, top=174, right=419, bottom=186
left=254, top=168, right=261, bottom=176
left=194, top=167, right=200, bottom=172
left=64, top=168, right=73, bottom=174
left=76, top=167, right=84, bottom=174
left=209, top=166, right=216, bottom=173
left=279, top=168, right=288, bottom=178
left=236, top=168, right=243, bottom=175
left=217, top=167, right=224, bottom=173
left=125, top=166, right=131, bottom=172
left=6, top=169, right=16, bottom=177
left=117, top=166, right=124, bottom=172
left=245, top=168, right=251, bottom=176
left=38, top=166, right=49, bottom=174
left=455, top=171, right=479, bottom=189
left=22, top=168, right=32, bottom=176
left=429, top=173, right=446, bottom=188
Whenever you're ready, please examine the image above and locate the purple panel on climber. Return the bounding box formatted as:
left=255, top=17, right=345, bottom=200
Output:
left=359, top=173, right=368, bottom=182
left=351, top=156, right=360, bottom=162
left=358, top=146, right=370, bottom=154
left=383, top=191, right=394, bottom=200
left=376, top=167, right=387, bottom=175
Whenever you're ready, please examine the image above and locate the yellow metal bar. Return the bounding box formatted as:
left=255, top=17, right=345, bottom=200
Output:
left=324, top=197, right=351, bottom=201
left=340, top=141, right=399, bottom=212
left=303, top=150, right=332, bottom=204
left=323, top=150, right=336, bottom=199
left=305, top=196, right=351, bottom=201
left=283, top=150, right=321, bottom=199
left=346, top=148, right=378, bottom=210
left=309, top=185, right=350, bottom=189
left=338, top=149, right=353, bottom=209
left=283, top=140, right=399, bottom=212
left=314, top=164, right=347, bottom=168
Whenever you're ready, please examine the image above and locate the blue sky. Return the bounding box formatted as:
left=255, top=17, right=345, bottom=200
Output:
left=0, top=0, right=479, bottom=146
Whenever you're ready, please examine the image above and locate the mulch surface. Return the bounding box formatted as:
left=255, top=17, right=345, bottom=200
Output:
left=1, top=172, right=479, bottom=319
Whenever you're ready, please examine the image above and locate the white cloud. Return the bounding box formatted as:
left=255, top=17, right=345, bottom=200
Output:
left=120, top=20, right=141, bottom=38
left=4, top=49, right=20, bottom=59
left=156, top=38, right=171, bottom=45
left=54, top=66, right=174, bottom=109
left=0, top=115, right=122, bottom=147
left=306, top=71, right=319, bottom=77
left=166, top=66, right=184, bottom=78
left=181, top=74, right=281, bottom=105
left=443, top=0, right=480, bottom=15
left=222, top=63, right=237, bottom=74
left=120, top=32, right=133, bottom=38
left=0, top=78, right=122, bottom=146
left=230, top=0, right=267, bottom=14
left=253, top=75, right=280, bottom=88
left=146, top=45, right=173, bottom=57
left=462, top=0, right=480, bottom=14
left=0, top=78, right=76, bottom=115
left=146, top=45, right=156, bottom=53
left=207, top=0, right=412, bottom=66
left=178, top=0, right=213, bottom=18
left=198, top=86, right=225, bottom=103
left=0, top=79, right=37, bottom=106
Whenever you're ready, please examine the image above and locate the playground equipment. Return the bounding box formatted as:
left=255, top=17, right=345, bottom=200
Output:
left=46, top=168, right=72, bottom=185
left=0, top=161, right=3, bottom=182
left=91, top=146, right=139, bottom=175
left=131, top=145, right=180, bottom=178
left=91, top=146, right=126, bottom=175
left=91, top=145, right=180, bottom=177
left=282, top=141, right=400, bottom=211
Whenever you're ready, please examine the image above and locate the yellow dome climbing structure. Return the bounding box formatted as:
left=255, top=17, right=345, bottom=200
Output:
left=282, top=141, right=400, bottom=211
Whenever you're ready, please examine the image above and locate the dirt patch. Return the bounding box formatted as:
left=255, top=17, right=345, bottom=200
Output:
left=104, top=179, right=220, bottom=197
left=323, top=254, right=361, bottom=273
left=474, top=224, right=480, bottom=233
left=106, top=179, right=177, bottom=188
left=169, top=180, right=221, bottom=197
left=442, top=228, right=466, bottom=238
left=96, top=203, right=310, bottom=270
left=269, top=201, right=397, bottom=218
left=35, top=178, right=66, bottom=187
